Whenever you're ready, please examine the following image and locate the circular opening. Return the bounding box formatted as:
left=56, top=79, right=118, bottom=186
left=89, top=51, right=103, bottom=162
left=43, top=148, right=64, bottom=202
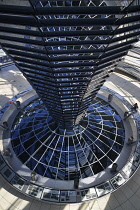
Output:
left=11, top=97, right=125, bottom=180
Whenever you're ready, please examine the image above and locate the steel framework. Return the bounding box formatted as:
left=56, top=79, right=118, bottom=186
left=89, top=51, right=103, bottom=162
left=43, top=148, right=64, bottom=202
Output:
left=0, top=0, right=139, bottom=128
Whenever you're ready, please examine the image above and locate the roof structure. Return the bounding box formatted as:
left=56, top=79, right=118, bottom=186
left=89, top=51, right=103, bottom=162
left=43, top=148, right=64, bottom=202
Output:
left=0, top=0, right=139, bottom=128
left=0, top=0, right=140, bottom=206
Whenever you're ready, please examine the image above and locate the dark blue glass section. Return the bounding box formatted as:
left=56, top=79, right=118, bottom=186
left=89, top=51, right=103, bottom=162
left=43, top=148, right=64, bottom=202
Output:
left=18, top=151, right=30, bottom=163
left=18, top=116, right=34, bottom=124
left=82, top=132, right=93, bottom=146
left=80, top=120, right=88, bottom=128
left=33, top=121, right=47, bottom=130
left=20, top=131, right=35, bottom=141
left=90, top=113, right=101, bottom=120
left=80, top=166, right=93, bottom=178
left=114, top=113, right=122, bottom=122
left=45, top=166, right=57, bottom=179
left=55, top=136, right=64, bottom=151
left=88, top=129, right=100, bottom=138
left=96, top=107, right=105, bottom=112
left=35, top=129, right=51, bottom=139
left=93, top=142, right=105, bottom=158
left=102, top=130, right=116, bottom=140
left=77, top=135, right=87, bottom=148
left=84, top=129, right=96, bottom=142
left=73, top=135, right=82, bottom=151
left=103, top=120, right=115, bottom=128
left=69, top=152, right=76, bottom=167
left=13, top=145, right=24, bottom=156
left=107, top=150, right=118, bottom=161
left=33, top=145, right=47, bottom=161
left=47, top=116, right=53, bottom=123
left=40, top=132, right=55, bottom=143
left=89, top=123, right=101, bottom=133
left=84, top=147, right=96, bottom=163
left=49, top=135, right=59, bottom=149
left=49, top=122, right=57, bottom=131
left=88, top=144, right=97, bottom=154
left=11, top=128, right=19, bottom=139
left=88, top=105, right=95, bottom=111
left=40, top=148, right=53, bottom=165
left=104, top=105, right=114, bottom=111
left=69, top=137, right=74, bottom=151
left=96, top=139, right=110, bottom=153
left=69, top=169, right=77, bottom=180
left=103, top=125, right=116, bottom=134
left=77, top=150, right=88, bottom=167
left=99, top=135, right=114, bottom=147
left=92, top=162, right=104, bottom=174
left=23, top=136, right=37, bottom=149
left=88, top=121, right=102, bottom=132
left=57, top=169, right=68, bottom=180
left=62, top=137, right=69, bottom=151
left=11, top=98, right=124, bottom=180
left=104, top=110, right=113, bottom=115
left=116, top=122, right=124, bottom=129
left=19, top=126, right=33, bottom=135
left=49, top=151, right=61, bottom=167
left=26, top=158, right=37, bottom=170
left=34, top=163, right=47, bottom=176
left=116, top=136, right=124, bottom=145
left=112, top=143, right=122, bottom=153
left=20, top=121, right=33, bottom=129
left=34, top=119, right=47, bottom=126
left=89, top=117, right=102, bottom=124
left=45, top=133, right=57, bottom=147
left=117, top=128, right=125, bottom=138
left=59, top=152, right=68, bottom=168
left=11, top=137, right=20, bottom=147
left=100, top=156, right=112, bottom=168
left=93, top=102, right=101, bottom=108
left=29, top=141, right=41, bottom=157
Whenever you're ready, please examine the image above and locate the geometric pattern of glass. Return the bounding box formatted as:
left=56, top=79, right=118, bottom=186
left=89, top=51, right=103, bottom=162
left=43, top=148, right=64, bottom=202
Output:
left=11, top=98, right=124, bottom=180
left=0, top=0, right=139, bottom=128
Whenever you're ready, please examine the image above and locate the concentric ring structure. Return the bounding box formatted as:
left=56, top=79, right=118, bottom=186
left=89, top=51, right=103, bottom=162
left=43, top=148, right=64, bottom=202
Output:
left=0, top=0, right=140, bottom=203
left=11, top=97, right=125, bottom=180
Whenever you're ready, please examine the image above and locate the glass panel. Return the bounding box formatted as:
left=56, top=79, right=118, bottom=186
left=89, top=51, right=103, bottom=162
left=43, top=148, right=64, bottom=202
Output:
left=11, top=98, right=124, bottom=180
left=92, top=162, right=104, bottom=174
